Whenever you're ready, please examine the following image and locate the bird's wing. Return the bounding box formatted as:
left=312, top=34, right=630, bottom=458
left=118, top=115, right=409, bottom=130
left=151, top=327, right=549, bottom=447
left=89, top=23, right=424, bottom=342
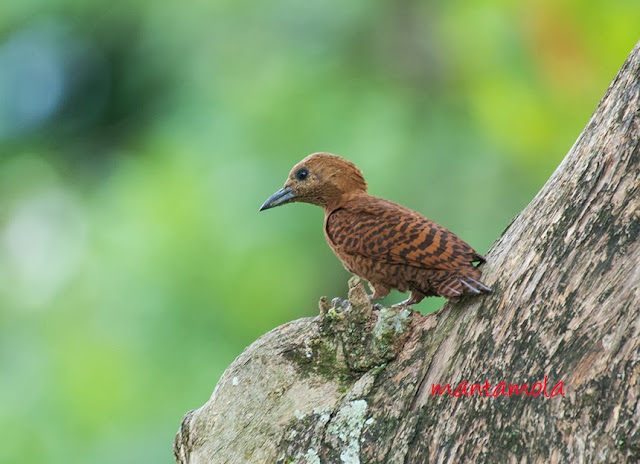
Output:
left=326, top=196, right=484, bottom=271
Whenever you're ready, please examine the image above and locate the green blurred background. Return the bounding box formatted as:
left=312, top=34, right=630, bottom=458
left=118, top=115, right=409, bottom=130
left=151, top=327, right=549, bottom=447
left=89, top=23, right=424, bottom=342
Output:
left=0, top=0, right=637, bottom=462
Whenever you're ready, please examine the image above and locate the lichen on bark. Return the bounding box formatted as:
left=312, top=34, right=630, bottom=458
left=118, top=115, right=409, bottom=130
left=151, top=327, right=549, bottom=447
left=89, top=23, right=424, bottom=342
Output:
left=175, top=277, right=418, bottom=464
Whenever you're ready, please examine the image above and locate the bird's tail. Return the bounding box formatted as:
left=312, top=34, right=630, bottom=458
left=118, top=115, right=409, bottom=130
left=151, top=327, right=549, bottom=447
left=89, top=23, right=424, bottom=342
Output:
left=433, top=269, right=491, bottom=299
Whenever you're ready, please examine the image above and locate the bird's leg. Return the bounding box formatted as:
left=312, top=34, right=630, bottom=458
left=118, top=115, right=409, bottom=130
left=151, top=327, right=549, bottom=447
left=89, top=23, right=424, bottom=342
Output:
left=368, top=283, right=390, bottom=301
left=397, top=291, right=425, bottom=307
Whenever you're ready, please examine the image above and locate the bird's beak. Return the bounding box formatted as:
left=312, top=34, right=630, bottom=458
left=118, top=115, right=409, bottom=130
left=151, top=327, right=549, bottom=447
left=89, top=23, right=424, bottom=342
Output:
left=259, top=187, right=295, bottom=211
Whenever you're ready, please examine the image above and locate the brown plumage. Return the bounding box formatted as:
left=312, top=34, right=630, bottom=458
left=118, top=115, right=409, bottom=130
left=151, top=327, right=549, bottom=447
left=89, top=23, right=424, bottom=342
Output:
left=260, top=152, right=490, bottom=305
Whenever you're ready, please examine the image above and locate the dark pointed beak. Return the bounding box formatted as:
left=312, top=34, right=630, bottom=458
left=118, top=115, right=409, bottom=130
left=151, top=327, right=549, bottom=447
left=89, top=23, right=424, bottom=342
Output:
left=259, top=187, right=295, bottom=211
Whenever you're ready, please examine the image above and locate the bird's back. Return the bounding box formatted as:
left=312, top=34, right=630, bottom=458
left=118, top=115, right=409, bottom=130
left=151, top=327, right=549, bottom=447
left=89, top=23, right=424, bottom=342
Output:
left=325, top=195, right=489, bottom=299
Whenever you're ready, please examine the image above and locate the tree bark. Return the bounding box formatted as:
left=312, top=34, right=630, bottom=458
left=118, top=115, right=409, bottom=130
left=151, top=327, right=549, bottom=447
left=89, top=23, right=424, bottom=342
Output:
left=174, top=40, right=640, bottom=464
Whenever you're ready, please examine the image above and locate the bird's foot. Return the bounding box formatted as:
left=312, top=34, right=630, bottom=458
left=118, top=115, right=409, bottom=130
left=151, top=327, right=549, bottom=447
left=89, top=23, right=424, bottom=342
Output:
left=393, top=299, right=414, bottom=308
left=394, top=294, right=423, bottom=308
left=331, top=297, right=350, bottom=309
left=393, top=291, right=425, bottom=308
left=366, top=292, right=386, bottom=311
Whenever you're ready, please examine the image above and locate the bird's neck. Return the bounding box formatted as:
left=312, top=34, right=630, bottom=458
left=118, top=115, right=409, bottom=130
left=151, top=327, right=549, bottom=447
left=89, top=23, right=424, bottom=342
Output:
left=322, top=191, right=367, bottom=214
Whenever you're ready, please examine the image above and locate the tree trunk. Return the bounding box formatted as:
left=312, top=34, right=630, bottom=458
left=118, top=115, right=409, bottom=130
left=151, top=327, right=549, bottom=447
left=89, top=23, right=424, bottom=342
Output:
left=174, top=41, right=640, bottom=464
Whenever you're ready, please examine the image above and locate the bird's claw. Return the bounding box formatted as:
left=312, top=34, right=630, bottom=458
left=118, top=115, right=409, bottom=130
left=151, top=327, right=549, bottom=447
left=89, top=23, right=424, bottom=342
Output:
left=394, top=299, right=415, bottom=308
left=330, top=297, right=349, bottom=309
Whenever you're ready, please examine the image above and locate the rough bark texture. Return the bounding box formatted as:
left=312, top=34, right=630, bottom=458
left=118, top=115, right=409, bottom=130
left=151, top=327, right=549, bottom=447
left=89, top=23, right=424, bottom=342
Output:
left=174, top=41, right=640, bottom=464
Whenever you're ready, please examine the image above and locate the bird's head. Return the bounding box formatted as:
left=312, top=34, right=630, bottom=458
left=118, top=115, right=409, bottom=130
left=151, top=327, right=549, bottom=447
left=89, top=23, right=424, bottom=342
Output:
left=260, top=152, right=368, bottom=212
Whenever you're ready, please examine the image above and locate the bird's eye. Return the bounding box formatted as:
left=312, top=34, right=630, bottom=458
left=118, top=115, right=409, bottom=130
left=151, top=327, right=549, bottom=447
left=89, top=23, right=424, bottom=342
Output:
left=295, top=168, right=309, bottom=181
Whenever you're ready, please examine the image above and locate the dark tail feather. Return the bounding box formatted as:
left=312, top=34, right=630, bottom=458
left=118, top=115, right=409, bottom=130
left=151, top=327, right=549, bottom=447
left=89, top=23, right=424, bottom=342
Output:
left=467, top=277, right=491, bottom=292
left=472, top=253, right=486, bottom=266
left=434, top=271, right=491, bottom=299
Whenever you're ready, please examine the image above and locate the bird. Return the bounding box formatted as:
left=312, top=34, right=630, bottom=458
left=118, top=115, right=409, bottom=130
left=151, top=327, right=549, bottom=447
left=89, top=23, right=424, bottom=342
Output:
left=259, top=152, right=490, bottom=305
